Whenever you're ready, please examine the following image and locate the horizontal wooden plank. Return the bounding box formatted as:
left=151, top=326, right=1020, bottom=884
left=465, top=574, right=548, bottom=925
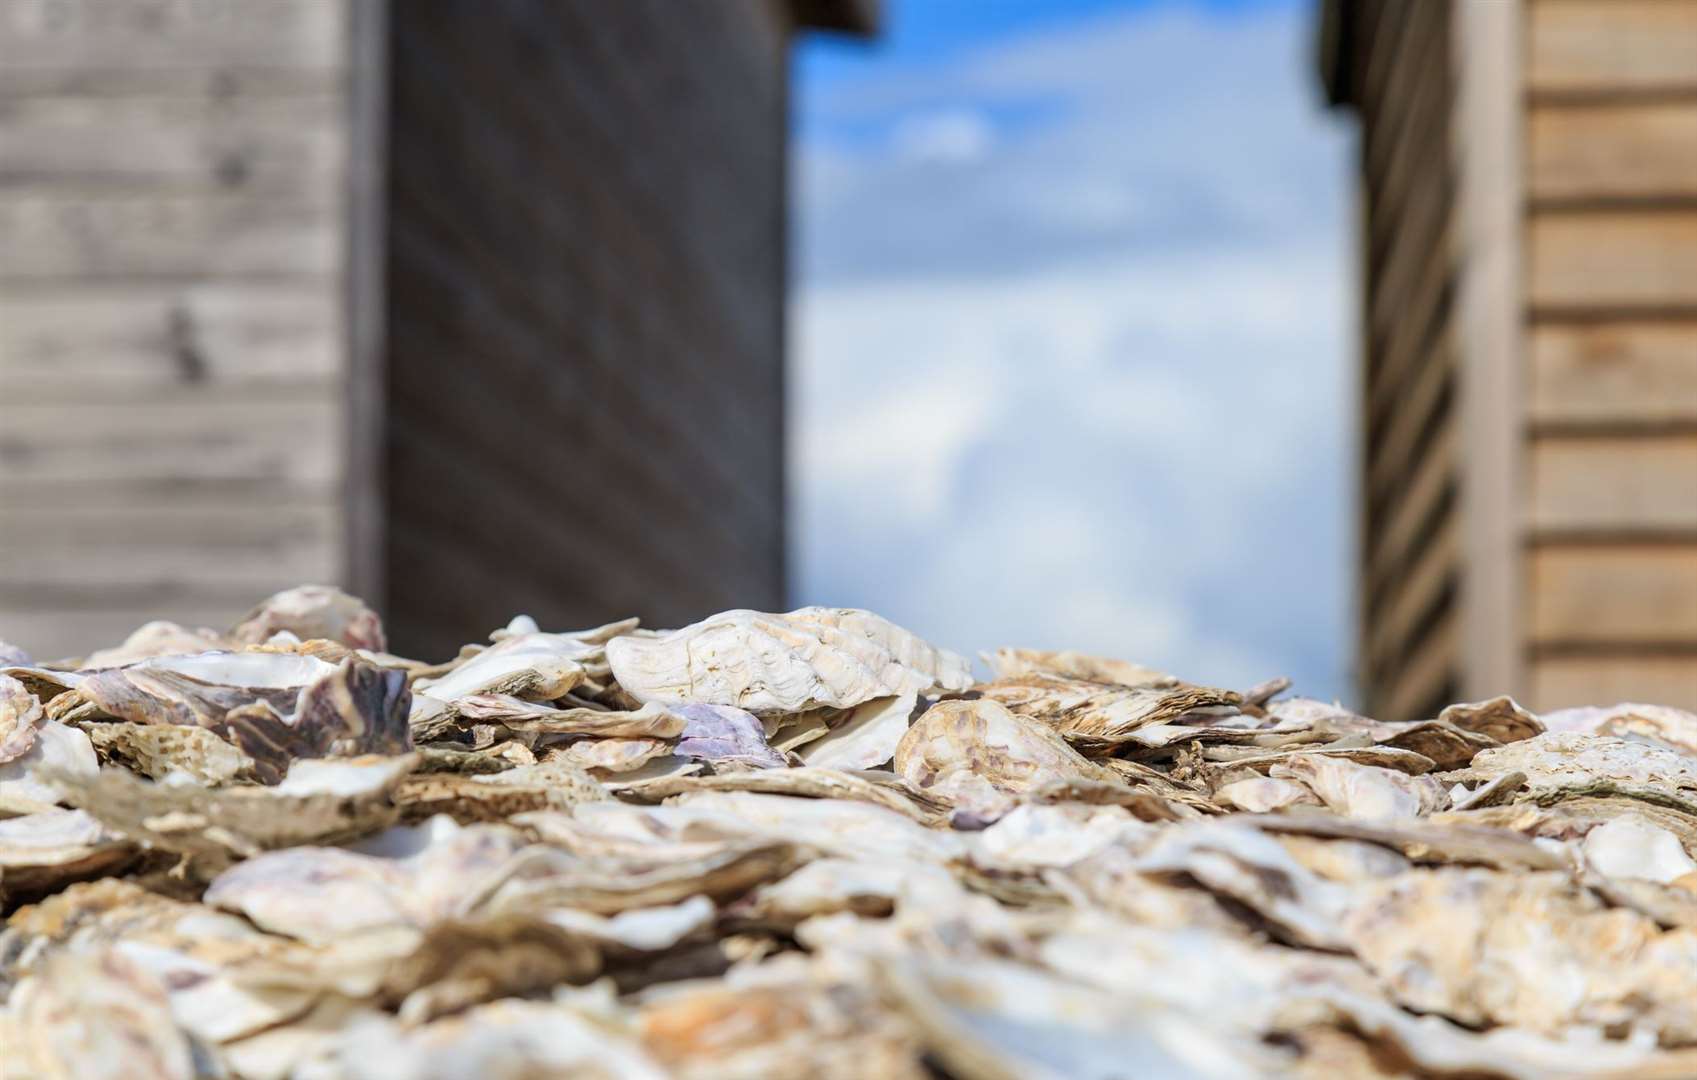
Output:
left=0, top=0, right=344, bottom=71
left=0, top=505, right=339, bottom=589
left=1530, top=655, right=1697, bottom=712
left=1529, top=321, right=1697, bottom=426
left=1529, top=544, right=1697, bottom=645
left=0, top=68, right=336, bottom=99
left=0, top=94, right=342, bottom=194
left=1528, top=0, right=1697, bottom=97
left=1530, top=434, right=1697, bottom=534
left=0, top=394, right=341, bottom=488
left=0, top=285, right=340, bottom=392
left=0, top=599, right=269, bottom=663
left=0, top=194, right=338, bottom=281
left=1530, top=102, right=1697, bottom=203
left=1529, top=211, right=1697, bottom=311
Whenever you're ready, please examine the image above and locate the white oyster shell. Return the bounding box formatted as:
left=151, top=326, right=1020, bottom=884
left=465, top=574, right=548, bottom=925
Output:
left=605, top=607, right=972, bottom=716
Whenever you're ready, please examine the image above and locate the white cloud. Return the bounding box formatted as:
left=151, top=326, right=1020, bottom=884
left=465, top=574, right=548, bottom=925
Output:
left=791, top=3, right=1355, bottom=698
left=890, top=108, right=997, bottom=163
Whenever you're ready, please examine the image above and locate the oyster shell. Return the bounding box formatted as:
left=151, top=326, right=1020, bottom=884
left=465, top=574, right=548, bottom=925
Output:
left=68, top=654, right=410, bottom=784
left=670, top=703, right=786, bottom=769
left=894, top=698, right=1124, bottom=823
left=1270, top=753, right=1449, bottom=820
left=0, top=720, right=98, bottom=814
left=0, top=673, right=44, bottom=764
left=54, top=754, right=415, bottom=870
left=1438, top=695, right=1544, bottom=745
left=80, top=722, right=253, bottom=785
left=453, top=695, right=684, bottom=739
left=0, top=808, right=135, bottom=906
left=413, top=630, right=599, bottom=705
left=605, top=608, right=973, bottom=716
left=230, top=584, right=386, bottom=651
left=14, top=584, right=1697, bottom=1074
left=983, top=647, right=1177, bottom=687
left=9, top=949, right=199, bottom=1079
left=1467, top=731, right=1697, bottom=795
left=615, top=766, right=950, bottom=826
left=977, top=673, right=1241, bottom=751
left=796, top=693, right=916, bottom=771
left=80, top=620, right=227, bottom=669
left=1581, top=815, right=1697, bottom=884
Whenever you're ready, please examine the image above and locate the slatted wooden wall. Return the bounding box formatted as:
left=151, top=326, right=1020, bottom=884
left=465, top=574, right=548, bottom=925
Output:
left=1522, top=0, right=1697, bottom=709
left=380, top=1, right=790, bottom=660
left=1343, top=0, right=1465, bottom=720
left=0, top=0, right=354, bottom=660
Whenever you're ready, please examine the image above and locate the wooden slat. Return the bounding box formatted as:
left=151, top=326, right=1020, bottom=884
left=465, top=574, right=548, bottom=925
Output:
left=1375, top=608, right=1457, bottom=722
left=1530, top=102, right=1697, bottom=203
left=1530, top=434, right=1697, bottom=534
left=0, top=0, right=344, bottom=71
left=1369, top=159, right=1451, bottom=343
left=1366, top=511, right=1458, bottom=679
left=0, top=94, right=341, bottom=194
left=1530, top=655, right=1697, bottom=711
left=1529, top=544, right=1697, bottom=645
left=1367, top=336, right=1452, bottom=501
left=0, top=600, right=264, bottom=663
left=1529, top=211, right=1697, bottom=311
left=0, top=501, right=340, bottom=589
left=1528, top=0, right=1697, bottom=97
left=1368, top=421, right=1455, bottom=601
left=1530, top=322, right=1697, bottom=426
left=0, top=194, right=337, bottom=282
left=1363, top=2, right=1442, bottom=224
left=0, top=285, right=339, bottom=392
left=1367, top=218, right=1452, bottom=422
left=0, top=394, right=341, bottom=489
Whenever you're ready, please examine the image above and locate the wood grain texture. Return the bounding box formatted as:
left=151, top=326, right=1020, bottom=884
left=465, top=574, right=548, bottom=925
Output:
left=1529, top=545, right=1697, bottom=645
left=0, top=194, right=338, bottom=281
left=0, top=285, right=339, bottom=391
left=1529, top=435, right=1697, bottom=534
left=1529, top=211, right=1697, bottom=311
left=1530, top=322, right=1697, bottom=426
left=0, top=93, right=342, bottom=194
left=0, top=0, right=353, bottom=656
left=1530, top=102, right=1697, bottom=203
left=1527, top=0, right=1697, bottom=97
left=0, top=0, right=344, bottom=71
left=0, top=601, right=268, bottom=664
left=1530, top=655, right=1697, bottom=712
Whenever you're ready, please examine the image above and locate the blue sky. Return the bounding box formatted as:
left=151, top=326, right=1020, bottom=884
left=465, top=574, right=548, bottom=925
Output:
left=788, top=0, right=1355, bottom=700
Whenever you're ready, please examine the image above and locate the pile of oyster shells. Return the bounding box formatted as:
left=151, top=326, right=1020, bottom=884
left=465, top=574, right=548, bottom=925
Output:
left=6, top=587, right=1697, bottom=1078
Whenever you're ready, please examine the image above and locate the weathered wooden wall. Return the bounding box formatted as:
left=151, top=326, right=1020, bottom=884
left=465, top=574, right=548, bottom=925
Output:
left=0, top=0, right=354, bottom=659
left=1335, top=0, right=1465, bottom=721
left=381, top=1, right=791, bottom=660
left=1522, top=0, right=1697, bottom=709
left=1331, top=0, right=1697, bottom=713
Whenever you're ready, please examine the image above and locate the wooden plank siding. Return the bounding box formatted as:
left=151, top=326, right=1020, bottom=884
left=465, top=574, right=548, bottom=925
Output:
left=0, top=0, right=354, bottom=660
left=381, top=0, right=790, bottom=660
left=1348, top=0, right=1464, bottom=720
left=1330, top=0, right=1697, bottom=712
left=1521, top=0, right=1697, bottom=709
